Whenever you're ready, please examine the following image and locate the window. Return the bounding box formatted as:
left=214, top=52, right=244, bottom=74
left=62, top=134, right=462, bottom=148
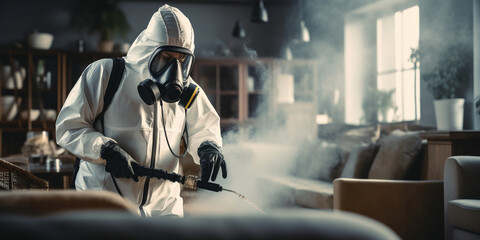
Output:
left=376, top=5, right=420, bottom=121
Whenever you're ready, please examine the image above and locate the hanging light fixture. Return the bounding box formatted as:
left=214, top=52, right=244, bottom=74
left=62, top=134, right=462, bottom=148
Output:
left=300, top=21, right=310, bottom=42
left=299, top=0, right=310, bottom=42
left=232, top=20, right=246, bottom=38
left=251, top=0, right=268, bottom=23
left=281, top=45, right=293, bottom=60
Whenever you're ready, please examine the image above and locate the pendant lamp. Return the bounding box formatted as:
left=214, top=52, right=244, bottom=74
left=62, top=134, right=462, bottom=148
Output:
left=282, top=46, right=293, bottom=60
left=300, top=21, right=310, bottom=42
left=299, top=0, right=310, bottom=42
left=232, top=20, right=246, bottom=38
left=251, top=0, right=268, bottom=23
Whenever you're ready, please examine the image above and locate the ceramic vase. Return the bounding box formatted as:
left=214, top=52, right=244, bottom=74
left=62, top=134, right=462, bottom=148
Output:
left=434, top=98, right=465, bottom=131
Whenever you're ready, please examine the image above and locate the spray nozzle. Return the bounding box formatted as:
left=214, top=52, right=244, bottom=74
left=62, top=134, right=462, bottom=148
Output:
left=183, top=175, right=223, bottom=192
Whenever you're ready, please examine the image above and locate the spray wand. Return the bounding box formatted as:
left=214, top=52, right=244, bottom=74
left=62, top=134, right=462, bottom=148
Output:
left=134, top=165, right=223, bottom=192
left=135, top=165, right=266, bottom=214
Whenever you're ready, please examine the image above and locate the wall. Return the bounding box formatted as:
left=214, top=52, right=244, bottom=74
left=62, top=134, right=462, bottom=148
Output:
left=419, top=0, right=474, bottom=129
left=299, top=0, right=377, bottom=122
left=0, top=0, right=292, bottom=57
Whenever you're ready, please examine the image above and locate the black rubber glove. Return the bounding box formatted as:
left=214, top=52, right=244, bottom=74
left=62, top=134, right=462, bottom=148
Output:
left=101, top=140, right=139, bottom=182
left=198, top=141, right=227, bottom=182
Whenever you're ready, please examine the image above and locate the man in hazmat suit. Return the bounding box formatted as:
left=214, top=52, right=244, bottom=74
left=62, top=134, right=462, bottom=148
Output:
left=56, top=4, right=227, bottom=217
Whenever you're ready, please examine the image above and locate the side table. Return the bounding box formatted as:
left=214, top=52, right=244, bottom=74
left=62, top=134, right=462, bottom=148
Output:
left=420, top=131, right=480, bottom=180
left=29, top=162, right=74, bottom=189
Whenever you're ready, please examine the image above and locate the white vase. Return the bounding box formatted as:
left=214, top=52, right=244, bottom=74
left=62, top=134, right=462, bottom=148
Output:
left=434, top=98, right=465, bottom=131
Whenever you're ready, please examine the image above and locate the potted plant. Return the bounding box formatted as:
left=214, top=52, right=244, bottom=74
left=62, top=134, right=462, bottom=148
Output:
left=422, top=44, right=471, bottom=130
left=70, top=0, right=131, bottom=53
left=362, top=88, right=397, bottom=123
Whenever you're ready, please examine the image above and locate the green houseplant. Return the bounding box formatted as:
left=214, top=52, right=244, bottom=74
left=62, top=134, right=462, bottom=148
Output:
left=70, top=0, right=131, bottom=52
left=422, top=45, right=470, bottom=100
left=362, top=88, right=397, bottom=123
left=422, top=44, right=471, bottom=130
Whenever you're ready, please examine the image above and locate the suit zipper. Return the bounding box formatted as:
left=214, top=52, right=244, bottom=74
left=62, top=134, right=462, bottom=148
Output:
left=139, top=103, right=158, bottom=216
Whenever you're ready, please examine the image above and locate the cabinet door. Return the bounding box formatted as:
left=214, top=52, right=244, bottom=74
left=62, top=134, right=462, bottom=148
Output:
left=246, top=63, right=269, bottom=119
left=0, top=50, right=63, bottom=156
left=194, top=61, right=241, bottom=132
left=273, top=60, right=316, bottom=103
left=219, top=64, right=240, bottom=120
left=195, top=64, right=217, bottom=107
left=271, top=60, right=318, bottom=140
left=291, top=63, right=316, bottom=102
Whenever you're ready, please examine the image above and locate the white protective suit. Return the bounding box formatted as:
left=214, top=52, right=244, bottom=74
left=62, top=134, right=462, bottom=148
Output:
left=56, top=5, right=222, bottom=217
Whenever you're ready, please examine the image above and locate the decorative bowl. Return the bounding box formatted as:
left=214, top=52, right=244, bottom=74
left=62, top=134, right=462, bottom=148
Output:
left=21, top=109, right=40, bottom=121
left=2, top=96, right=18, bottom=121
left=42, top=109, right=57, bottom=121
left=28, top=32, right=54, bottom=50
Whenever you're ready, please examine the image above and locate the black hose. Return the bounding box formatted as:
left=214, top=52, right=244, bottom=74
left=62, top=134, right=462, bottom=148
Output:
left=135, top=165, right=185, bottom=184
left=134, top=165, right=223, bottom=192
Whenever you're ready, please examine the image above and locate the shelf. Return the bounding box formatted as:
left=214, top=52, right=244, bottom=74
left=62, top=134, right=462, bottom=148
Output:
left=1, top=89, right=26, bottom=95
left=193, top=58, right=318, bottom=133
left=0, top=121, right=55, bottom=130
left=219, top=91, right=238, bottom=95
left=247, top=90, right=265, bottom=95
left=0, top=48, right=63, bottom=56
left=0, top=49, right=126, bottom=157
left=0, top=48, right=66, bottom=157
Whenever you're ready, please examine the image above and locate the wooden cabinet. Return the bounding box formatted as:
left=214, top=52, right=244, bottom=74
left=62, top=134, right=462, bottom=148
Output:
left=193, top=58, right=318, bottom=135
left=0, top=49, right=122, bottom=157
left=0, top=49, right=67, bottom=156
left=420, top=131, right=480, bottom=180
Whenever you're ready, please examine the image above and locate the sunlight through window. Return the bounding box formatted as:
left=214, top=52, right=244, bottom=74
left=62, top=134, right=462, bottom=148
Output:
left=377, top=5, right=420, bottom=122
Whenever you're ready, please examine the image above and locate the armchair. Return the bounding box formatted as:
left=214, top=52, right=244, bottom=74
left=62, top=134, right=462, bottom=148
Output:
left=333, top=178, right=444, bottom=240
left=332, top=129, right=445, bottom=239
left=444, top=156, right=480, bottom=240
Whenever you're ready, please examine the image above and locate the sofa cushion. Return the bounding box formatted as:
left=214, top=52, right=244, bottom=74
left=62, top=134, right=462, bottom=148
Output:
left=340, top=143, right=379, bottom=179
left=295, top=187, right=333, bottom=209
left=260, top=175, right=333, bottom=209
left=292, top=141, right=345, bottom=182
left=448, top=199, right=480, bottom=235
left=368, top=130, right=422, bottom=180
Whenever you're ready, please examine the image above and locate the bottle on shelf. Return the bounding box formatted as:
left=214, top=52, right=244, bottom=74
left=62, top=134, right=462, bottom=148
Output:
left=36, top=59, right=48, bottom=89
left=78, top=39, right=84, bottom=53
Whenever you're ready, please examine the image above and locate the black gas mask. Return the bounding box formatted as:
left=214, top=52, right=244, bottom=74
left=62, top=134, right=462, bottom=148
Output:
left=138, top=46, right=199, bottom=108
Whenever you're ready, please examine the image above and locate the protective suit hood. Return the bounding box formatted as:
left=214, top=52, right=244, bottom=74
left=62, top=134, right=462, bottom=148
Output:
left=125, top=4, right=195, bottom=79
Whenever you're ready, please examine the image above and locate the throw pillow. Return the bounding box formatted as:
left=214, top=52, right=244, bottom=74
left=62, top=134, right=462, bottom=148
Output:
left=368, top=130, right=422, bottom=180
left=291, top=141, right=345, bottom=182
left=340, top=143, right=379, bottom=178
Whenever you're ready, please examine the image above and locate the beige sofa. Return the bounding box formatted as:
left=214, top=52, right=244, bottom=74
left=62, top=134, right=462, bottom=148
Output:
left=258, top=123, right=444, bottom=239
left=260, top=124, right=431, bottom=209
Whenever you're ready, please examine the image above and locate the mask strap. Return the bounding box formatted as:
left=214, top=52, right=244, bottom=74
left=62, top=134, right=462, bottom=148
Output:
left=160, top=100, right=189, bottom=158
